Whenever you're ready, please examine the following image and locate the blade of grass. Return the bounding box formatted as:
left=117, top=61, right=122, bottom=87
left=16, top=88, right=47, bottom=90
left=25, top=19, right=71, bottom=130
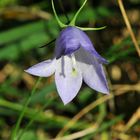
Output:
left=11, top=77, right=42, bottom=140
left=117, top=0, right=140, bottom=57
left=54, top=115, right=123, bottom=140
left=0, top=98, right=91, bottom=131
left=17, top=96, right=54, bottom=140
left=56, top=88, right=132, bottom=138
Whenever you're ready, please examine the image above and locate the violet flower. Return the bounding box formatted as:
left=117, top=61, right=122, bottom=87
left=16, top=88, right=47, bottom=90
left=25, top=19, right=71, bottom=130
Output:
left=25, top=26, right=109, bottom=104
left=25, top=0, right=109, bottom=104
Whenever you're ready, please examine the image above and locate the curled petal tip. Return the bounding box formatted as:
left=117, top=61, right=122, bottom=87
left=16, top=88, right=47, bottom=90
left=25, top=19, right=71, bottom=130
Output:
left=24, top=69, right=31, bottom=74
left=62, top=99, right=72, bottom=105
left=100, top=88, right=110, bottom=95
left=98, top=57, right=109, bottom=64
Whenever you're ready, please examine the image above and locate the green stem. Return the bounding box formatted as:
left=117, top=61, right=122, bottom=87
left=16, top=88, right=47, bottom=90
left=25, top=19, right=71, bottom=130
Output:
left=51, top=0, right=67, bottom=28
left=17, top=97, right=53, bottom=140
left=97, top=94, right=106, bottom=124
left=11, top=77, right=42, bottom=140
left=70, top=0, right=88, bottom=26
left=58, top=0, right=70, bottom=23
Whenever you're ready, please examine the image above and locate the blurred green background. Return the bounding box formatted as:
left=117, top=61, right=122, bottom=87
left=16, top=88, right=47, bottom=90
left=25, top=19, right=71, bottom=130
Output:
left=0, top=0, right=140, bottom=140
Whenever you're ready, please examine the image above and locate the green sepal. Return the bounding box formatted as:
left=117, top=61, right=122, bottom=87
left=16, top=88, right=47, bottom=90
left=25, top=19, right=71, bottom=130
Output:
left=76, top=26, right=107, bottom=31
left=70, top=0, right=87, bottom=26
left=51, top=0, right=67, bottom=28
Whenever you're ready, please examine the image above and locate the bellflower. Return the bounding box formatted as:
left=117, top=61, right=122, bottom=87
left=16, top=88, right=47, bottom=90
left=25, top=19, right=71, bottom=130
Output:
left=25, top=0, right=109, bottom=105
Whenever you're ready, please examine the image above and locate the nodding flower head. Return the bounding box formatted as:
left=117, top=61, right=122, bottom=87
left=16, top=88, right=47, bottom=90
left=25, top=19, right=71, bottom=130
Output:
left=25, top=0, right=109, bottom=105
left=55, top=26, right=108, bottom=64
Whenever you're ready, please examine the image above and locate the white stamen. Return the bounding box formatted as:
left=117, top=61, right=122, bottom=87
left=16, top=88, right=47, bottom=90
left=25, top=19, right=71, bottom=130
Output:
left=71, top=54, right=77, bottom=69
left=71, top=54, right=78, bottom=76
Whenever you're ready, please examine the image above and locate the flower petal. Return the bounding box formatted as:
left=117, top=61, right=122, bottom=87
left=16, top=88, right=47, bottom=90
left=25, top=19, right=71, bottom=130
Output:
left=75, top=48, right=109, bottom=94
left=55, top=27, right=80, bottom=59
left=77, top=29, right=108, bottom=64
left=55, top=26, right=107, bottom=63
left=25, top=59, right=56, bottom=77
left=55, top=55, right=82, bottom=105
